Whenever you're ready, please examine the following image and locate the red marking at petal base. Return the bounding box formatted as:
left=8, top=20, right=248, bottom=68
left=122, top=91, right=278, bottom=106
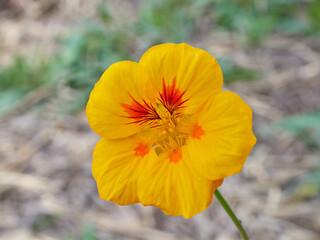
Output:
left=193, top=123, right=205, bottom=139
left=134, top=143, right=149, bottom=157
left=121, top=94, right=160, bottom=126
left=158, top=77, right=189, bottom=113
left=169, top=150, right=182, bottom=163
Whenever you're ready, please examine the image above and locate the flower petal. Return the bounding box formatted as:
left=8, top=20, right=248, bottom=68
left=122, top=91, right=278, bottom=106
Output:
left=137, top=153, right=223, bottom=218
left=86, top=61, right=157, bottom=139
left=93, top=137, right=157, bottom=205
left=139, top=43, right=223, bottom=109
left=186, top=91, right=256, bottom=180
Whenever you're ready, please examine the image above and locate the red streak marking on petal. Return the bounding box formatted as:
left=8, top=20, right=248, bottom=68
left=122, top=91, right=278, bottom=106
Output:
left=169, top=150, right=182, bottom=163
left=193, top=123, right=205, bottom=139
left=158, top=77, right=189, bottom=114
left=134, top=143, right=149, bottom=157
left=121, top=94, right=160, bottom=125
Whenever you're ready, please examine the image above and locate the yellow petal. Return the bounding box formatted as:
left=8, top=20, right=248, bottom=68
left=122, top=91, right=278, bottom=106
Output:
left=93, top=137, right=157, bottom=205
left=139, top=43, right=223, bottom=110
left=137, top=152, right=223, bottom=218
left=86, top=61, right=157, bottom=139
left=186, top=91, right=257, bottom=180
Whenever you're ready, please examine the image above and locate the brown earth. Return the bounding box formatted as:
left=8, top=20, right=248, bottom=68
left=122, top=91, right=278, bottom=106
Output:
left=0, top=1, right=320, bottom=239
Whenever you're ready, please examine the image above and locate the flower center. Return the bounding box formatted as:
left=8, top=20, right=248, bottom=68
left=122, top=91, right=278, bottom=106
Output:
left=151, top=104, right=188, bottom=161
left=122, top=77, right=194, bottom=162
left=156, top=104, right=180, bottom=133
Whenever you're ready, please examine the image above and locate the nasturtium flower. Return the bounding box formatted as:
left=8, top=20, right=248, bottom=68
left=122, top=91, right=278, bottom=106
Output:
left=87, top=43, right=256, bottom=218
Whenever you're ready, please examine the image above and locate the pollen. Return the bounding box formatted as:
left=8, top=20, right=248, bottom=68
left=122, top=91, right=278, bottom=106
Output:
left=193, top=123, right=205, bottom=139
left=134, top=143, right=149, bottom=157
left=122, top=77, right=190, bottom=160
left=169, top=150, right=182, bottom=163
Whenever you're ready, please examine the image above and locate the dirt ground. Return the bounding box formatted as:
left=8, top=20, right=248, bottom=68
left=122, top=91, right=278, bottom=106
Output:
left=0, top=1, right=320, bottom=239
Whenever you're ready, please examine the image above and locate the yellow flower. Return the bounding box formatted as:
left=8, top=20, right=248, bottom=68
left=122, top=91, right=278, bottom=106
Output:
left=87, top=43, right=256, bottom=218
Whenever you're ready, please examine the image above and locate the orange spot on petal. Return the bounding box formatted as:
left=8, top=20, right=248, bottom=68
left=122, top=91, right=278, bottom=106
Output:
left=134, top=143, right=149, bottom=157
left=193, top=123, right=205, bottom=139
left=169, top=150, right=182, bottom=163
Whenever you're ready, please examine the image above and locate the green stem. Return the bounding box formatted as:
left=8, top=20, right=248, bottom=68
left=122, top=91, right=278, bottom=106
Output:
left=214, top=189, right=249, bottom=240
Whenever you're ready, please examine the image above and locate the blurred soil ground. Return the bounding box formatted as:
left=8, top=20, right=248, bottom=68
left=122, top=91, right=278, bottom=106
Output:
left=0, top=0, right=319, bottom=240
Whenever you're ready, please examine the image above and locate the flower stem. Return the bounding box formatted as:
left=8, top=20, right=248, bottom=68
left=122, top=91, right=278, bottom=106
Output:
left=214, top=189, right=249, bottom=240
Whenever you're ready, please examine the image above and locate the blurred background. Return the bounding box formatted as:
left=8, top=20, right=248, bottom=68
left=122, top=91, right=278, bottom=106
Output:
left=0, top=0, right=320, bottom=239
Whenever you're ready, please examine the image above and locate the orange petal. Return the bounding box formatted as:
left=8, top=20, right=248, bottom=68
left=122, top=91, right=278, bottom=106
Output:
left=139, top=43, right=223, bottom=111
left=92, top=137, right=157, bottom=205
left=86, top=61, right=157, bottom=139
left=138, top=153, right=223, bottom=218
left=186, top=91, right=257, bottom=180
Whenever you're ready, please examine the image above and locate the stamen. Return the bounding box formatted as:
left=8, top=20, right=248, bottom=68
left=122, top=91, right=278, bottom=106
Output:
left=134, top=143, right=150, bottom=157
left=192, top=123, right=206, bottom=139
left=169, top=150, right=182, bottom=163
left=122, top=77, right=192, bottom=162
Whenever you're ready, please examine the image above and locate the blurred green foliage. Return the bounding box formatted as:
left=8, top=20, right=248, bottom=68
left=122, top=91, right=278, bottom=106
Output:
left=0, top=56, right=53, bottom=114
left=218, top=59, right=261, bottom=84
left=214, top=0, right=320, bottom=44
left=261, top=111, right=320, bottom=150
left=0, top=0, right=319, bottom=115
left=32, top=214, right=59, bottom=233
left=137, top=0, right=199, bottom=44
left=79, top=224, right=99, bottom=240
left=309, top=0, right=320, bottom=32
left=279, top=111, right=320, bottom=151
left=261, top=111, right=320, bottom=197
left=292, top=170, right=320, bottom=200
left=65, top=223, right=99, bottom=240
